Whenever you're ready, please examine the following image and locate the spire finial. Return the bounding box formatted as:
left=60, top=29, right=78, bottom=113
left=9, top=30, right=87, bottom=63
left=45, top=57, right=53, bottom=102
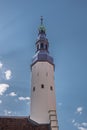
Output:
left=38, top=16, right=46, bottom=34
left=41, top=16, right=43, bottom=25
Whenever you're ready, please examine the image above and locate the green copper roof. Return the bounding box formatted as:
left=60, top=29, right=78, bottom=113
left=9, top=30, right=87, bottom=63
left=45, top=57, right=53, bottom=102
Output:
left=38, top=16, right=46, bottom=33
left=38, top=25, right=46, bottom=32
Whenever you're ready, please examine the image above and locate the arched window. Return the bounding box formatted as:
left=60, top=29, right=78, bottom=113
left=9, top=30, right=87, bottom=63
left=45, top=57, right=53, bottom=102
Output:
left=40, top=43, right=44, bottom=49
left=46, top=44, right=48, bottom=50
left=37, top=44, right=39, bottom=50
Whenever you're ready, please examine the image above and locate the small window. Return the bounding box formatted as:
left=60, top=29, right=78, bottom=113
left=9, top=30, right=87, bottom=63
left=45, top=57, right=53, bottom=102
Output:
left=50, top=86, right=53, bottom=91
left=37, top=44, right=39, bottom=50
left=33, top=87, right=35, bottom=91
left=41, top=43, right=44, bottom=49
left=41, top=84, right=44, bottom=89
left=46, top=44, right=48, bottom=50
left=46, top=72, right=48, bottom=76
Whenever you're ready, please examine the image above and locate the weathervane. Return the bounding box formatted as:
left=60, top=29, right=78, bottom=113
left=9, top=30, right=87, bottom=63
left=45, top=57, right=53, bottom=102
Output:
left=41, top=16, right=43, bottom=25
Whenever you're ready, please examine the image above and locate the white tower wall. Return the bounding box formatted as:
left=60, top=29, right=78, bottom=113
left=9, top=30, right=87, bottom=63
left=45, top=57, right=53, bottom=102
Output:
left=30, top=62, right=56, bottom=124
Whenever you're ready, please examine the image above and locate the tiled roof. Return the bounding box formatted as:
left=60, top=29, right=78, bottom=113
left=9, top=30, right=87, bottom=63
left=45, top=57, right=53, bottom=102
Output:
left=0, top=116, right=50, bottom=130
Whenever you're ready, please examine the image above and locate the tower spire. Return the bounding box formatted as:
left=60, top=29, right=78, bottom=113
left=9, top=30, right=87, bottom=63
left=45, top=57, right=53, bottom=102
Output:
left=41, top=16, right=43, bottom=25
left=38, top=16, right=46, bottom=34
left=30, top=18, right=58, bottom=130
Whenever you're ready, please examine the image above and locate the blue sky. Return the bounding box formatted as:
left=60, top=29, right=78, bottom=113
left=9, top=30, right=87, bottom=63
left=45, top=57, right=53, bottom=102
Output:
left=0, top=0, right=87, bottom=130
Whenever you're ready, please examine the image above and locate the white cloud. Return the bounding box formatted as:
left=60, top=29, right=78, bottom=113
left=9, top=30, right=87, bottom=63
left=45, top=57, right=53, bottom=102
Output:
left=72, top=119, right=75, bottom=123
left=4, top=110, right=12, bottom=116
left=74, top=122, right=80, bottom=127
left=5, top=70, right=12, bottom=80
left=9, top=92, right=17, bottom=97
left=76, top=106, right=83, bottom=114
left=82, top=123, right=87, bottom=127
left=0, top=84, right=9, bottom=95
left=0, top=62, right=3, bottom=69
left=27, top=101, right=30, bottom=105
left=58, top=102, right=62, bottom=106
left=18, top=96, right=30, bottom=101
left=72, top=120, right=87, bottom=130
left=0, top=100, right=2, bottom=104
left=78, top=126, right=87, bottom=130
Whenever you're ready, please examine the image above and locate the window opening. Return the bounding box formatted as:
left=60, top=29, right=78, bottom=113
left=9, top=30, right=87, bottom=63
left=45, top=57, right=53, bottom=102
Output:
left=41, top=84, right=44, bottom=88
left=50, top=86, right=53, bottom=91
left=41, top=43, right=44, bottom=49
left=33, top=87, right=35, bottom=91
left=37, top=44, right=39, bottom=50
left=46, top=44, right=48, bottom=50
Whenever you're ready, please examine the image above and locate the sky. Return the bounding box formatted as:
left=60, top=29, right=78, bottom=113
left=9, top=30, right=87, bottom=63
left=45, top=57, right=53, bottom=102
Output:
left=0, top=0, right=87, bottom=130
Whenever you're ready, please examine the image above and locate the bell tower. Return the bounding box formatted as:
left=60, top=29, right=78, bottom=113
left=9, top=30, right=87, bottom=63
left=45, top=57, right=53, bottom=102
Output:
left=30, top=17, right=58, bottom=130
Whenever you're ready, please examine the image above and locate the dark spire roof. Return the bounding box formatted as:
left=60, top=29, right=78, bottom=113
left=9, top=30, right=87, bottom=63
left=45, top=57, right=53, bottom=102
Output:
left=31, top=17, right=54, bottom=67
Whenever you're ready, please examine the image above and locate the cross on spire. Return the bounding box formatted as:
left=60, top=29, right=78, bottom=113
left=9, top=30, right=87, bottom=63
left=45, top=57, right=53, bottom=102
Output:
left=41, top=16, right=43, bottom=25
left=38, top=16, right=46, bottom=34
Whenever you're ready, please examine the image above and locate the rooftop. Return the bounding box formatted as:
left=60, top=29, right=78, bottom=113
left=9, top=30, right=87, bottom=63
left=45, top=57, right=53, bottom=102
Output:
left=0, top=116, right=50, bottom=130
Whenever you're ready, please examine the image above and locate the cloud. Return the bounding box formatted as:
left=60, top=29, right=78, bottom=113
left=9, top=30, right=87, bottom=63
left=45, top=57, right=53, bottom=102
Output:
left=5, top=70, right=12, bottom=80
left=0, top=62, right=3, bottom=80
left=76, top=106, right=83, bottom=114
left=4, top=110, right=12, bottom=116
left=0, top=84, right=9, bottom=95
left=72, top=119, right=87, bottom=130
left=18, top=96, right=30, bottom=101
left=82, top=123, right=87, bottom=127
left=0, top=62, right=3, bottom=69
left=0, top=62, right=12, bottom=81
left=72, top=119, right=75, bottom=123
left=8, top=92, right=17, bottom=97
left=74, top=122, right=80, bottom=127
left=78, top=126, right=87, bottom=130
left=27, top=101, right=30, bottom=105
left=58, top=102, right=62, bottom=106
left=0, top=100, right=2, bottom=104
